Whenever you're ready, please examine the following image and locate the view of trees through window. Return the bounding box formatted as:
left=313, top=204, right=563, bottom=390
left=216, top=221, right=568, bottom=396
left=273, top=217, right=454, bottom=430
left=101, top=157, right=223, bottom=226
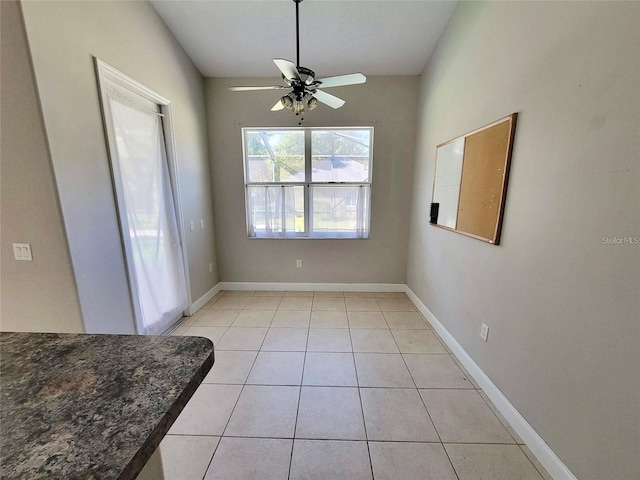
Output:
left=243, top=128, right=373, bottom=238
left=312, top=130, right=371, bottom=183
left=245, top=130, right=304, bottom=182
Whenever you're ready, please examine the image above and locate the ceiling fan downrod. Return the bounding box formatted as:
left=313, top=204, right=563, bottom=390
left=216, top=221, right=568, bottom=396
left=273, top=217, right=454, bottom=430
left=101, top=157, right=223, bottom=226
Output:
left=292, top=0, right=315, bottom=86
left=295, top=0, right=301, bottom=68
left=287, top=0, right=315, bottom=115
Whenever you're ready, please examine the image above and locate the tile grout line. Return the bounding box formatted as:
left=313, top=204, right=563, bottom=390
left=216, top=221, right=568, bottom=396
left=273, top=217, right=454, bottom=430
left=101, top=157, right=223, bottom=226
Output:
left=393, top=299, right=462, bottom=480
left=201, top=300, right=270, bottom=479
left=202, top=382, right=485, bottom=390
left=287, top=312, right=311, bottom=480
left=348, top=313, right=375, bottom=480
left=166, top=432, right=529, bottom=446
left=195, top=300, right=236, bottom=480
left=518, top=445, right=548, bottom=480
left=475, top=389, right=522, bottom=445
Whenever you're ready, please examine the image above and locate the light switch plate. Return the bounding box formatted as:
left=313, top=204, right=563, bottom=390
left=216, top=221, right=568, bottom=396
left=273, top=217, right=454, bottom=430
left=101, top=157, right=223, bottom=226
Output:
left=13, top=243, right=33, bottom=261
left=480, top=323, right=489, bottom=341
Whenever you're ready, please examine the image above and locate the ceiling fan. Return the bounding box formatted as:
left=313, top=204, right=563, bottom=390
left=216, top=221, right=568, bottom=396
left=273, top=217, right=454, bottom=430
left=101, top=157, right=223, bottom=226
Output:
left=228, top=0, right=366, bottom=116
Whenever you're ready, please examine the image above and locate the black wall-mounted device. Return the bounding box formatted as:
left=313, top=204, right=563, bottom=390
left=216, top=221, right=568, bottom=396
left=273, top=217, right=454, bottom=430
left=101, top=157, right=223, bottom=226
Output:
left=429, top=203, right=439, bottom=224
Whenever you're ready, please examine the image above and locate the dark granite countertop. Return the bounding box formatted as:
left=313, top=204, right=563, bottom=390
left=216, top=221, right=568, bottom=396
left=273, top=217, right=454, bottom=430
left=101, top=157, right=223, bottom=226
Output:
left=0, top=332, right=214, bottom=479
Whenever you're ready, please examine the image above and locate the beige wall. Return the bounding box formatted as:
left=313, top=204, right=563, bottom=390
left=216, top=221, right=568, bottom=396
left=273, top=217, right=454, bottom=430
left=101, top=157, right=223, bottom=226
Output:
left=19, top=1, right=218, bottom=333
left=206, top=76, right=418, bottom=284
left=0, top=0, right=84, bottom=333
left=407, top=2, right=639, bottom=479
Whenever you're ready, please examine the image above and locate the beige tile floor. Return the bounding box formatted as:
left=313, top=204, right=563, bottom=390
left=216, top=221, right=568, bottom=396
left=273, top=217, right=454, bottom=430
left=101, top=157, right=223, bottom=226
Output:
left=163, top=290, right=551, bottom=480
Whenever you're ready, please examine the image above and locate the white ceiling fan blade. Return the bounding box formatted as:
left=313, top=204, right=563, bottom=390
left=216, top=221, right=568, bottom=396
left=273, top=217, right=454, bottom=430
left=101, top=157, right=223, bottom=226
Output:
left=271, top=99, right=285, bottom=111
left=316, top=73, right=366, bottom=89
left=274, top=58, right=300, bottom=81
left=313, top=90, right=345, bottom=109
left=228, top=85, right=287, bottom=91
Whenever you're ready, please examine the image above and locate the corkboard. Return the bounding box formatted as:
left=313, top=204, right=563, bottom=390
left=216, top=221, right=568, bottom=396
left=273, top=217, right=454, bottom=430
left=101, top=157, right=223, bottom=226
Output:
left=456, top=119, right=512, bottom=240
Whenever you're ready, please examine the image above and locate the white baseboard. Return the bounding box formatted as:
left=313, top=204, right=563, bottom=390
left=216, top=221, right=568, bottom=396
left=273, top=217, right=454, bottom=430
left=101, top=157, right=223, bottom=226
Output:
left=218, top=282, right=405, bottom=292
left=189, top=283, right=222, bottom=314
left=404, top=286, right=577, bottom=480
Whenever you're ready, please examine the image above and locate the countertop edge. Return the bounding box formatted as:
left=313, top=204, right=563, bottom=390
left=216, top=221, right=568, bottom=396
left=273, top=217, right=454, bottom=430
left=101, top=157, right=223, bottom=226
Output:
left=120, top=342, right=215, bottom=480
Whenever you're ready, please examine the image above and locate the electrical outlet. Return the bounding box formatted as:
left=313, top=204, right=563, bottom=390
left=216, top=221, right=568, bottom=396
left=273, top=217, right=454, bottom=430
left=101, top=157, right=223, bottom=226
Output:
left=480, top=323, right=489, bottom=341
left=190, top=221, right=195, bottom=232
left=209, top=263, right=213, bottom=272
left=296, top=260, right=302, bottom=268
left=200, top=219, right=205, bottom=229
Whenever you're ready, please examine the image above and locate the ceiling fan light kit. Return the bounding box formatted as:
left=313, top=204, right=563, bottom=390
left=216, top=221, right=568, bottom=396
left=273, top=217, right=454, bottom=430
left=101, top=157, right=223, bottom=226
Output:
left=228, top=0, right=366, bottom=116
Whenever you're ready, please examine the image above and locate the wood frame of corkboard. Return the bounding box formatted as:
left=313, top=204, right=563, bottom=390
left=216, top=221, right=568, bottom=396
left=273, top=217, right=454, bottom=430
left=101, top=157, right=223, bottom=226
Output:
left=430, top=113, right=517, bottom=245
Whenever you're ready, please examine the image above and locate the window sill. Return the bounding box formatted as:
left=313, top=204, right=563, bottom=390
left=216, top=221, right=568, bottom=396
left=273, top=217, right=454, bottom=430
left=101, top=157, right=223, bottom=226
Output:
left=248, top=235, right=370, bottom=240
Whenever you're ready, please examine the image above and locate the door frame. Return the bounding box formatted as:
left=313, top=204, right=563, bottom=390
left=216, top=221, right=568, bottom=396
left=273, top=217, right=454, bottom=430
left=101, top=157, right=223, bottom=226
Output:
left=94, top=58, right=192, bottom=334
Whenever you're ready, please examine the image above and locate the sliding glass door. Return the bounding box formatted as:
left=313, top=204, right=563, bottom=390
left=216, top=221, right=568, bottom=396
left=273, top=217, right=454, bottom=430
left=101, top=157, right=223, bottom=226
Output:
left=97, top=60, right=189, bottom=335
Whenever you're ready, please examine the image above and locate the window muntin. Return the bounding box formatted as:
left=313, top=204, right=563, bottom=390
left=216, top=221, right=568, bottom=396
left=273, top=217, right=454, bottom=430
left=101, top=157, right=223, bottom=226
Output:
left=243, top=127, right=373, bottom=239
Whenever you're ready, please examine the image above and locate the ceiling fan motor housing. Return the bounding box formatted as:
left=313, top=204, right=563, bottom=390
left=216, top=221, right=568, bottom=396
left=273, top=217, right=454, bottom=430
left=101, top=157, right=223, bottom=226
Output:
left=297, top=66, right=315, bottom=84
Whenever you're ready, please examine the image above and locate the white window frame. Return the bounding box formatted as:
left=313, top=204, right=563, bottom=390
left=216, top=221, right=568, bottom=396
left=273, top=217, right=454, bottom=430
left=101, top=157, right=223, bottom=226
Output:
left=243, top=127, right=374, bottom=239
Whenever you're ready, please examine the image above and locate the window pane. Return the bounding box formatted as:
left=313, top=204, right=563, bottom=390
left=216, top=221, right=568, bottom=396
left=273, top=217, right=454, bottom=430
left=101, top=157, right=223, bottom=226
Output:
left=311, top=129, right=372, bottom=182
left=311, top=185, right=370, bottom=237
left=245, top=130, right=305, bottom=182
left=247, top=185, right=305, bottom=237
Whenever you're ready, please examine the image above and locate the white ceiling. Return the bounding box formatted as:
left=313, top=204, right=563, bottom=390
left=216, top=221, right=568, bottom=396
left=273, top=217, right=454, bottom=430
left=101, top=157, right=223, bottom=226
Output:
left=150, top=0, right=457, bottom=78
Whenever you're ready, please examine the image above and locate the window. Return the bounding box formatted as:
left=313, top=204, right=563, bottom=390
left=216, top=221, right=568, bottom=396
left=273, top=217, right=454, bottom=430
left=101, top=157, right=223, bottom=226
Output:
left=243, top=127, right=373, bottom=239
